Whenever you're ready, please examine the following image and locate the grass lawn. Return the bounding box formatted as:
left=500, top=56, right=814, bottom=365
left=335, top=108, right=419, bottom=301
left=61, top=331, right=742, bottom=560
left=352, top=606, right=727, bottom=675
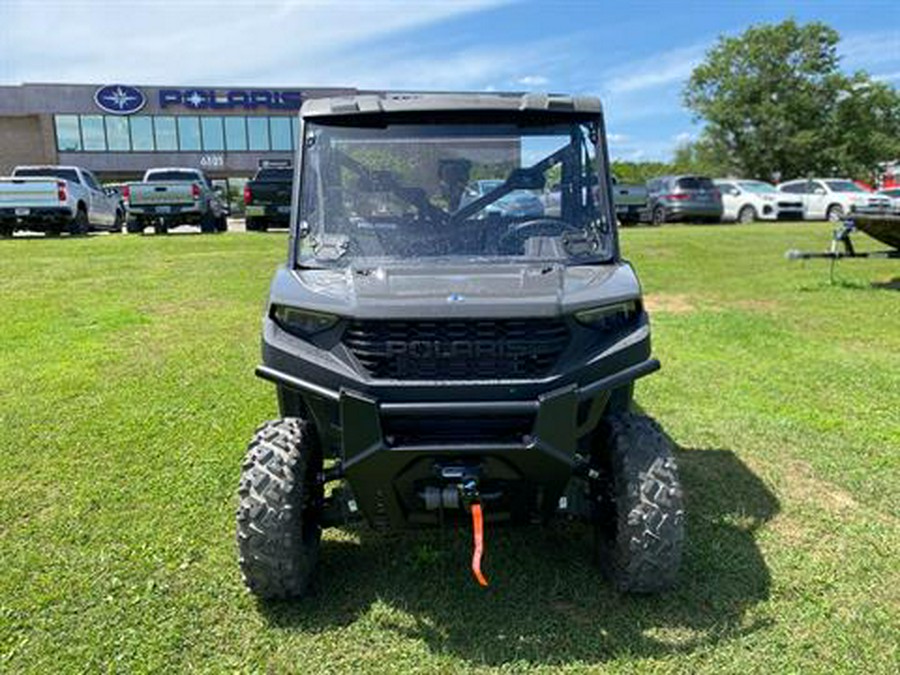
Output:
left=1, top=222, right=897, bottom=673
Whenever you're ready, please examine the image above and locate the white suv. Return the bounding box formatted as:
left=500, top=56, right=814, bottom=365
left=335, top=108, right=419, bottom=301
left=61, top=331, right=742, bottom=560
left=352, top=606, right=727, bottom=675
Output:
left=777, top=178, right=891, bottom=222
left=714, top=179, right=803, bottom=222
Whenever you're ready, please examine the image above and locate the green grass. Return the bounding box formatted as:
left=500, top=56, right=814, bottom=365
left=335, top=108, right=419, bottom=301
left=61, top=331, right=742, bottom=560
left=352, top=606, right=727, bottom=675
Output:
left=1, top=223, right=897, bottom=673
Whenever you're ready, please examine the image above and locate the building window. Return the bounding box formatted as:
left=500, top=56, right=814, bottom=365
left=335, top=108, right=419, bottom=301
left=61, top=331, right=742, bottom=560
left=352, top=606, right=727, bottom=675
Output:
left=130, top=116, right=154, bottom=151
left=225, top=117, right=247, bottom=151
left=106, top=116, right=130, bottom=151
left=154, top=116, right=177, bottom=151
left=81, top=115, right=106, bottom=151
left=201, top=116, right=225, bottom=151
left=55, top=115, right=81, bottom=151
left=247, top=117, right=270, bottom=151
left=178, top=116, right=201, bottom=151
left=270, top=117, right=292, bottom=151
left=292, top=117, right=299, bottom=150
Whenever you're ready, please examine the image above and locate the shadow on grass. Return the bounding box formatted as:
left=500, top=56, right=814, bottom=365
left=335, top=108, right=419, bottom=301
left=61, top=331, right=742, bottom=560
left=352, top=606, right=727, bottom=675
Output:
left=872, top=277, right=900, bottom=291
left=258, top=447, right=778, bottom=667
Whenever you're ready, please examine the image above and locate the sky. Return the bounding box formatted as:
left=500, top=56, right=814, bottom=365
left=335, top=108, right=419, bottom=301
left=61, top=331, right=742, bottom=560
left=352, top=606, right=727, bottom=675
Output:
left=1, top=0, right=898, bottom=161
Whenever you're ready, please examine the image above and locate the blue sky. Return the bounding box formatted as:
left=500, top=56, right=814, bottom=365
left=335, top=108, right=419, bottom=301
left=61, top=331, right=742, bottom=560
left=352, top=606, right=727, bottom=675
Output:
left=2, top=0, right=898, bottom=160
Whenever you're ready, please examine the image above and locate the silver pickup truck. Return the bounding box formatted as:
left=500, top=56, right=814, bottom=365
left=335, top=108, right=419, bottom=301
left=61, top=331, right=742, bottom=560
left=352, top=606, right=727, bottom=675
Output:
left=611, top=175, right=648, bottom=225
left=0, top=165, right=123, bottom=236
left=124, top=168, right=227, bottom=235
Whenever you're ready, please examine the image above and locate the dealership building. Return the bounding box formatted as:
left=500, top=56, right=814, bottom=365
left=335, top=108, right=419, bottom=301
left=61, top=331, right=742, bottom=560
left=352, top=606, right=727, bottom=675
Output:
left=0, top=82, right=360, bottom=181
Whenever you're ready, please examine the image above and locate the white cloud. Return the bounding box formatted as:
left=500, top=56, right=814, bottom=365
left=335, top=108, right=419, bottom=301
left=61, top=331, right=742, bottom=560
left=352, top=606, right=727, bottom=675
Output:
left=0, top=0, right=511, bottom=85
left=673, top=131, right=693, bottom=145
left=516, top=75, right=549, bottom=86
left=607, top=133, right=629, bottom=144
left=601, top=43, right=708, bottom=96
left=872, top=70, right=900, bottom=82
left=840, top=31, right=900, bottom=70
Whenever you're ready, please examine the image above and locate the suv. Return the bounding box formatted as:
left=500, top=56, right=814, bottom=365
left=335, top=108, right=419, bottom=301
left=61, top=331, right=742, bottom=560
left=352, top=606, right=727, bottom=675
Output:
left=646, top=175, right=723, bottom=225
left=237, top=93, right=684, bottom=599
left=714, top=179, right=804, bottom=222
left=777, top=178, right=892, bottom=222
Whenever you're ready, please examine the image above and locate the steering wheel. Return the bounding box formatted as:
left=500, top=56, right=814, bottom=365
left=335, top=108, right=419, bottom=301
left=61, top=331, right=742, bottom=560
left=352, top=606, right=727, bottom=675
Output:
left=497, top=218, right=584, bottom=254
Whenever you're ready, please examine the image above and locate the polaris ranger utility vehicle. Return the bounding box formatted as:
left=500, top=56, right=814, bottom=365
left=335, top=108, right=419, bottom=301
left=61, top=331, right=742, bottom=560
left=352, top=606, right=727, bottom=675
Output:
left=237, top=93, right=684, bottom=599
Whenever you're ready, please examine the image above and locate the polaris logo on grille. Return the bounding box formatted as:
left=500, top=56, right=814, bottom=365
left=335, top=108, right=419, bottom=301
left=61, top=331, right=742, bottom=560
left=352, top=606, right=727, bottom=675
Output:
left=386, top=340, right=532, bottom=358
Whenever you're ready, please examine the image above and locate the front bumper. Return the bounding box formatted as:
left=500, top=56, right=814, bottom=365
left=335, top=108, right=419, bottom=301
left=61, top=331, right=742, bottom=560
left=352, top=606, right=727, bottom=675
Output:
left=257, top=311, right=657, bottom=527
left=258, top=359, right=658, bottom=528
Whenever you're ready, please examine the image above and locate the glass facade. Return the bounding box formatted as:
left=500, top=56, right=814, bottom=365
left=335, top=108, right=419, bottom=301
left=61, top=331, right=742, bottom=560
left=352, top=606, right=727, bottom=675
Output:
left=224, top=117, right=247, bottom=151
left=247, top=118, right=270, bottom=151
left=177, top=116, right=201, bottom=151
left=81, top=115, right=106, bottom=151
left=54, top=114, right=296, bottom=152
left=153, top=116, right=177, bottom=151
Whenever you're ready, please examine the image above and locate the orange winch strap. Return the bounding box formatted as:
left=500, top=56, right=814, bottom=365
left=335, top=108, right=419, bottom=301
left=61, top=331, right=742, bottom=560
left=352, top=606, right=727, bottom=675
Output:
left=470, top=502, right=489, bottom=587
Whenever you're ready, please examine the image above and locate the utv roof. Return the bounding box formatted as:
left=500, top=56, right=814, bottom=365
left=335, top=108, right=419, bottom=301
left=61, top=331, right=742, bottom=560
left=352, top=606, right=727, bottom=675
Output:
left=300, top=92, right=603, bottom=118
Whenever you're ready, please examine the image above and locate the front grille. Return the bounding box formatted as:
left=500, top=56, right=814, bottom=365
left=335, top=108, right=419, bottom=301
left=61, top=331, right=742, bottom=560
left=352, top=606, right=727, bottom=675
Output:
left=343, top=318, right=571, bottom=380
left=382, top=413, right=534, bottom=446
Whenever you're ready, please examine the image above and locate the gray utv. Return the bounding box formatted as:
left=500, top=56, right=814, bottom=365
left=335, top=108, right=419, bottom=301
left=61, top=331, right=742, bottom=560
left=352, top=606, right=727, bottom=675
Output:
left=237, top=92, right=684, bottom=598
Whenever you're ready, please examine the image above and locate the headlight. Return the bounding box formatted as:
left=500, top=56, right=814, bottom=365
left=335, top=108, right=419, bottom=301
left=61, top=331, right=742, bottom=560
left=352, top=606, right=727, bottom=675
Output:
left=575, top=301, right=640, bottom=331
left=271, top=304, right=340, bottom=337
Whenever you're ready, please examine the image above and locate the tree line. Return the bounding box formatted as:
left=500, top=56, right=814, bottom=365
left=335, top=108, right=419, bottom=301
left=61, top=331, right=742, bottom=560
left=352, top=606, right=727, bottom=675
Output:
left=614, top=20, right=900, bottom=184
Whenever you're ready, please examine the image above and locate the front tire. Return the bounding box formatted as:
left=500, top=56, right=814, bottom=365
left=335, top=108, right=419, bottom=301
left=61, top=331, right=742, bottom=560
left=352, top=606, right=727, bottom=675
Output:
left=826, top=204, right=844, bottom=223
left=738, top=205, right=756, bottom=224
left=651, top=205, right=666, bottom=226
left=126, top=217, right=143, bottom=234
left=592, top=413, right=684, bottom=593
left=237, top=418, right=322, bottom=599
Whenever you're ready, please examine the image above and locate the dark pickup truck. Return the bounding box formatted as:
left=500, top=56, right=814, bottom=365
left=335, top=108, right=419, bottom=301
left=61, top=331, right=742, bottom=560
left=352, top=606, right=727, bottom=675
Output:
left=243, top=168, right=293, bottom=231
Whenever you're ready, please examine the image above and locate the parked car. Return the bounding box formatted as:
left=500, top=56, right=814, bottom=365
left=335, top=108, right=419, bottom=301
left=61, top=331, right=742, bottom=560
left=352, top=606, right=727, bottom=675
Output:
left=0, top=165, right=123, bottom=236
left=877, top=187, right=900, bottom=214
left=462, top=179, right=544, bottom=218
left=645, top=175, right=723, bottom=225
left=777, top=178, right=891, bottom=222
left=244, top=167, right=293, bottom=231
left=124, top=167, right=227, bottom=235
left=611, top=175, right=648, bottom=225
left=714, top=179, right=804, bottom=222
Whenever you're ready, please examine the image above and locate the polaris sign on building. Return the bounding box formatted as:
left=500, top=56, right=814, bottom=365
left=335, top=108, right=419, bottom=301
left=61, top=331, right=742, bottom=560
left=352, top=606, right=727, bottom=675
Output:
left=94, top=85, right=147, bottom=115
left=159, top=89, right=303, bottom=111
left=0, top=82, right=359, bottom=179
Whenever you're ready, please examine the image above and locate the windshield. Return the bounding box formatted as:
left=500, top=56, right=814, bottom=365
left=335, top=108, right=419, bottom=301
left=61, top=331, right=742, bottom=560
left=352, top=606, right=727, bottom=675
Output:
left=14, top=167, right=80, bottom=183
left=825, top=180, right=864, bottom=193
left=296, top=120, right=612, bottom=268
left=738, top=181, right=777, bottom=194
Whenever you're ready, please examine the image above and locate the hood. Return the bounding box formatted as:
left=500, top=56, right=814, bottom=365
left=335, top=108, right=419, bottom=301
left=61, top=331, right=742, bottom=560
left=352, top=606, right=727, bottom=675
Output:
left=269, top=262, right=642, bottom=320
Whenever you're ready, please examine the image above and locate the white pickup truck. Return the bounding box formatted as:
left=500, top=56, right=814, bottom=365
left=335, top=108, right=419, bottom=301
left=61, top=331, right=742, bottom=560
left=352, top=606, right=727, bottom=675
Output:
left=124, top=168, right=227, bottom=235
left=0, top=165, right=123, bottom=236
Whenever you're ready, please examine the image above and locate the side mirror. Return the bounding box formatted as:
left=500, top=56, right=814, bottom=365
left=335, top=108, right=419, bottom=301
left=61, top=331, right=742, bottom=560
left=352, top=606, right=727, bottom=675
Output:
left=813, top=187, right=826, bottom=195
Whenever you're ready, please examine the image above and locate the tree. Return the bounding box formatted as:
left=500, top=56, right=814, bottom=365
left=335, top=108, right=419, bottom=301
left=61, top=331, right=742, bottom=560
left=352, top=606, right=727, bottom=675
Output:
left=683, top=19, right=900, bottom=182
left=671, top=135, right=733, bottom=177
